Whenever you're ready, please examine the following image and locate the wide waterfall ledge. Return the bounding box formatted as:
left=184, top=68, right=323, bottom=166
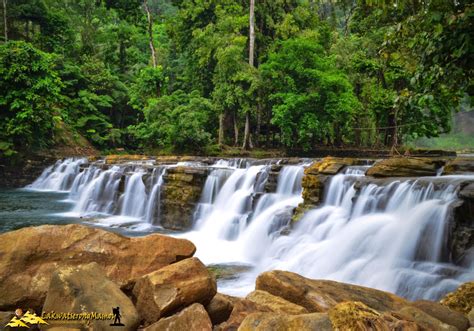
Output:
left=15, top=156, right=474, bottom=301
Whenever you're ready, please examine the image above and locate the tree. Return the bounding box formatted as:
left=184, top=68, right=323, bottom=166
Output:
left=0, top=41, right=62, bottom=156
left=242, top=0, right=255, bottom=150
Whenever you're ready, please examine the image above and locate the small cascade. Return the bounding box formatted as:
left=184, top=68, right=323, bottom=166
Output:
left=145, top=167, right=166, bottom=224
left=72, top=166, right=123, bottom=216
left=246, top=168, right=473, bottom=300
left=119, top=170, right=147, bottom=218
left=27, top=158, right=86, bottom=191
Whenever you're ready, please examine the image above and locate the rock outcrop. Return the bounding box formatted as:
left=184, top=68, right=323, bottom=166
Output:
left=160, top=166, right=208, bottom=230
left=443, top=157, right=474, bottom=175
left=450, top=182, right=474, bottom=266
left=256, top=270, right=408, bottom=313
left=205, top=293, right=237, bottom=325
left=142, top=303, right=212, bottom=331
left=132, top=257, right=217, bottom=326
left=42, top=263, right=139, bottom=331
left=245, top=290, right=308, bottom=315
left=366, top=157, right=442, bottom=177
left=214, top=299, right=273, bottom=331
left=412, top=300, right=470, bottom=331
left=294, top=157, right=363, bottom=220
left=238, top=312, right=332, bottom=331
left=0, top=224, right=195, bottom=310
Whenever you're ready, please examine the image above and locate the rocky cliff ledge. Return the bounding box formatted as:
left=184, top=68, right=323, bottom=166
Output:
left=0, top=224, right=472, bottom=331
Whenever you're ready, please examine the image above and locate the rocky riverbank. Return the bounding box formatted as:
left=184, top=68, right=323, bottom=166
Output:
left=0, top=224, right=472, bottom=330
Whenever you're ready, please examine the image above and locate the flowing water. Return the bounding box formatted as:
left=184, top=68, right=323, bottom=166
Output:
left=2, top=157, right=473, bottom=300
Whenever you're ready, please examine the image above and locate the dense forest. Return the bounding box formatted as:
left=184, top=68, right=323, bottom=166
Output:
left=0, top=0, right=472, bottom=158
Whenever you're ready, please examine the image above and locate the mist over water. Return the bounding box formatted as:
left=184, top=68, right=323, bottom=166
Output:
left=16, top=157, right=474, bottom=300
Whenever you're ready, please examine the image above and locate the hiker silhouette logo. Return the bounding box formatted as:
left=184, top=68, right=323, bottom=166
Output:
left=111, top=306, right=124, bottom=327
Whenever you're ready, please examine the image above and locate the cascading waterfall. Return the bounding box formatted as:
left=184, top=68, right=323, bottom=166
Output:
left=228, top=168, right=474, bottom=300
left=26, top=158, right=86, bottom=191
left=24, top=157, right=474, bottom=300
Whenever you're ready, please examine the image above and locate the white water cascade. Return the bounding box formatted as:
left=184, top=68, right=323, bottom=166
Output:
left=26, top=158, right=86, bottom=191
left=226, top=168, right=474, bottom=300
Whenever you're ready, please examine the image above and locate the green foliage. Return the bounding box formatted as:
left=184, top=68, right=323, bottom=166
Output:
left=0, top=41, right=62, bottom=155
left=261, top=36, right=359, bottom=149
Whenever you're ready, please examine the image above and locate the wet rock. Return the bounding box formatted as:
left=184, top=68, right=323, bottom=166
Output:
left=366, top=157, right=442, bottom=177
left=412, top=300, right=469, bottom=331
left=450, top=182, right=474, bottom=265
left=238, top=312, right=332, bottom=331
left=160, top=166, right=207, bottom=230
left=440, top=281, right=474, bottom=315
left=256, top=270, right=408, bottom=313
left=245, top=290, right=308, bottom=315
left=0, top=224, right=195, bottom=311
left=398, top=306, right=457, bottom=331
left=468, top=308, right=474, bottom=327
left=205, top=293, right=238, bottom=325
left=142, top=303, right=212, bottom=331
left=105, top=154, right=148, bottom=164
left=0, top=311, right=14, bottom=327
left=328, top=301, right=421, bottom=331
left=305, top=157, right=360, bottom=175
left=443, top=158, right=474, bottom=175
left=42, top=262, right=139, bottom=331
left=132, top=257, right=216, bottom=326
left=214, top=299, right=273, bottom=331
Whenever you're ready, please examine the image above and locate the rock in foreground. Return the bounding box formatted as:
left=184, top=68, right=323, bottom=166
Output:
left=142, top=303, right=212, bottom=331
left=133, top=257, right=217, bottom=326
left=0, top=224, right=196, bottom=310
left=42, top=263, right=139, bottom=330
left=256, top=270, right=408, bottom=313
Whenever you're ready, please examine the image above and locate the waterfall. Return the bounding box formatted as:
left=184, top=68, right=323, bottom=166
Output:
left=239, top=168, right=474, bottom=300
left=26, top=158, right=86, bottom=191
left=145, top=167, right=166, bottom=224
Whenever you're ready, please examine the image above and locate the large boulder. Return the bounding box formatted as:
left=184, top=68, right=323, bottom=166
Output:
left=412, top=300, right=469, bottom=331
left=238, top=312, right=332, bottom=331
left=215, top=299, right=273, bottom=331
left=132, top=257, right=216, bottom=326
left=205, top=293, right=238, bottom=325
left=256, top=270, right=408, bottom=313
left=450, top=182, right=474, bottom=266
left=440, top=281, right=474, bottom=315
left=245, top=290, right=308, bottom=315
left=366, top=157, right=442, bottom=177
left=42, top=263, right=139, bottom=331
left=398, top=306, right=457, bottom=331
left=328, top=301, right=421, bottom=331
left=142, top=303, right=212, bottom=331
left=0, top=224, right=195, bottom=311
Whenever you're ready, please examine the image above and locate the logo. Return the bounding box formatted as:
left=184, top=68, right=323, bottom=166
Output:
left=5, top=309, right=48, bottom=328
left=111, top=306, right=124, bottom=327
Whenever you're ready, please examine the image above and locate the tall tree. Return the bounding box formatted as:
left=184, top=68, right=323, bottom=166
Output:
left=242, top=0, right=255, bottom=150
left=2, top=0, right=7, bottom=42
left=144, top=0, right=157, bottom=68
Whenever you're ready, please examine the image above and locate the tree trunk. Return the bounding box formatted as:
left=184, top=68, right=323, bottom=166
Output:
left=218, top=112, right=225, bottom=146
left=144, top=0, right=157, bottom=68
left=242, top=0, right=255, bottom=150
left=233, top=111, right=239, bottom=146
left=3, top=0, right=7, bottom=42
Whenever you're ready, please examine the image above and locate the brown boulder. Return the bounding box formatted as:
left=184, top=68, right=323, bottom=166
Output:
left=412, top=300, right=469, bottom=330
left=366, top=157, right=441, bottom=177
left=238, top=312, right=332, bottom=331
left=256, top=270, right=408, bottom=313
left=205, top=293, right=238, bottom=325
left=215, top=299, right=273, bottom=331
left=245, top=290, right=308, bottom=315
left=142, top=303, right=212, bottom=331
left=398, top=306, right=457, bottom=331
left=440, top=281, right=474, bottom=315
left=0, top=224, right=195, bottom=311
left=132, top=257, right=216, bottom=326
left=329, top=301, right=422, bottom=331
left=42, top=263, right=139, bottom=331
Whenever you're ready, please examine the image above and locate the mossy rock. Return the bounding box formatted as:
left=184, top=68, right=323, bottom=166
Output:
left=366, top=157, right=443, bottom=177
left=440, top=281, right=474, bottom=315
